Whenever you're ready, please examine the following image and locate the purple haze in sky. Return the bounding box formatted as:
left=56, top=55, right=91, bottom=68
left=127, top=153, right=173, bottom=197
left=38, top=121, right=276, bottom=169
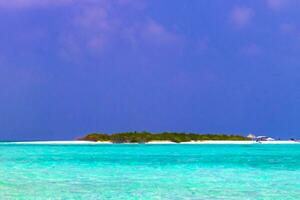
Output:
left=1, top=0, right=300, bottom=140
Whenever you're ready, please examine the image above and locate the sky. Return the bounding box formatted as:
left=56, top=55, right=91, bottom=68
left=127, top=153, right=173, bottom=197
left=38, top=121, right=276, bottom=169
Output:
left=1, top=0, right=300, bottom=140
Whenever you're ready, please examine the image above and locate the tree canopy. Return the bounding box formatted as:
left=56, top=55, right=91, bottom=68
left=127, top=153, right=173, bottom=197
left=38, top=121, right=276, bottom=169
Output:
left=79, top=132, right=249, bottom=143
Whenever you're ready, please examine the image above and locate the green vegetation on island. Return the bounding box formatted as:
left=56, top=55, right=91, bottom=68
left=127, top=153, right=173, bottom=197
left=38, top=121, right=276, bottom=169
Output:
left=79, top=132, right=249, bottom=143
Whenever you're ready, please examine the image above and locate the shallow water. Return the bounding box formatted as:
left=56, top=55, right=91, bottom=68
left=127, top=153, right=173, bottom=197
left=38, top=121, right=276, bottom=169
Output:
left=0, top=144, right=299, bottom=199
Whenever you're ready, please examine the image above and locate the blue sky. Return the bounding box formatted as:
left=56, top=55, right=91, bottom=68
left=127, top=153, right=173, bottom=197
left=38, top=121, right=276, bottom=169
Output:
left=1, top=0, right=300, bottom=140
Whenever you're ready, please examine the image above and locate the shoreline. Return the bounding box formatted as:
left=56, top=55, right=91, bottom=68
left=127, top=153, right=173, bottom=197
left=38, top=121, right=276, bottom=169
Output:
left=6, top=140, right=300, bottom=145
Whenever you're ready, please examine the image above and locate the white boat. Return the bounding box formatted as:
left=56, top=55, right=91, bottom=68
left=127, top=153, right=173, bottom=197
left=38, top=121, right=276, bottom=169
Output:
left=256, top=136, right=275, bottom=142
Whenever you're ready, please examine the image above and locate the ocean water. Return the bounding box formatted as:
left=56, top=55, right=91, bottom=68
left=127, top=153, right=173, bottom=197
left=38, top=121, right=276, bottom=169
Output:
left=0, top=144, right=299, bottom=200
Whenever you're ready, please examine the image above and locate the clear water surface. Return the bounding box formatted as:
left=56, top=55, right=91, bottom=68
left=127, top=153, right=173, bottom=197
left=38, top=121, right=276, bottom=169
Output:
left=0, top=143, right=299, bottom=199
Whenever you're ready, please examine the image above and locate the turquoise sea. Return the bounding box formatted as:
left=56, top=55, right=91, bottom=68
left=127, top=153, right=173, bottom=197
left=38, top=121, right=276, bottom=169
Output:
left=0, top=144, right=299, bottom=200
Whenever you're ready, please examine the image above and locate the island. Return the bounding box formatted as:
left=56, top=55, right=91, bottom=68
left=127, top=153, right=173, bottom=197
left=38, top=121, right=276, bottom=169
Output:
left=79, top=132, right=249, bottom=143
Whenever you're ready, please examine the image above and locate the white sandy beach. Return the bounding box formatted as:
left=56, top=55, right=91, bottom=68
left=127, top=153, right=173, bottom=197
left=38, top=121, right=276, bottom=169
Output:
left=12, top=141, right=106, bottom=144
left=148, top=141, right=299, bottom=144
left=11, top=140, right=299, bottom=145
